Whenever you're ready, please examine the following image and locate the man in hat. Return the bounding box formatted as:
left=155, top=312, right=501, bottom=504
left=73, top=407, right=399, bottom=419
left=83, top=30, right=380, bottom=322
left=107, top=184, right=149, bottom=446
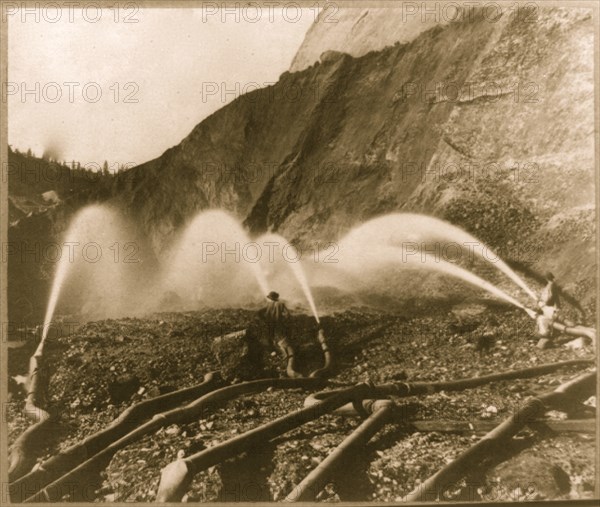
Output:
left=257, top=292, right=301, bottom=377
left=258, top=291, right=290, bottom=346
left=539, top=272, right=559, bottom=309
left=534, top=304, right=556, bottom=349
left=535, top=272, right=559, bottom=349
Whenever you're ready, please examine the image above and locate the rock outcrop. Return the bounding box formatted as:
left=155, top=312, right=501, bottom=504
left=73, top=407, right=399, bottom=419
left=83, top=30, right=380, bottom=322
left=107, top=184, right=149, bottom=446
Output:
left=289, top=5, right=446, bottom=72
left=8, top=6, right=596, bottom=323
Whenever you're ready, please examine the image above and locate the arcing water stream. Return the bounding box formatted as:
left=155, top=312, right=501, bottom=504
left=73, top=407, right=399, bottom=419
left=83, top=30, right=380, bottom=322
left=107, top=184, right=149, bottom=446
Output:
left=335, top=243, right=527, bottom=311
left=339, top=213, right=538, bottom=302
left=256, top=232, right=321, bottom=323
left=39, top=209, right=544, bottom=346
left=14, top=206, right=595, bottom=495
left=162, top=210, right=271, bottom=301
left=38, top=205, right=126, bottom=352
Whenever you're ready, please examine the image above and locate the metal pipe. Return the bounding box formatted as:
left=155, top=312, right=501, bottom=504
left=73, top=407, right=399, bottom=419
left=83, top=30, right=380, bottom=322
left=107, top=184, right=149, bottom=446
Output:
left=8, top=418, right=55, bottom=485
left=303, top=359, right=594, bottom=415
left=9, top=350, right=54, bottom=482
left=155, top=382, right=373, bottom=502
left=277, top=339, right=303, bottom=378
left=309, top=328, right=333, bottom=378
left=524, top=307, right=596, bottom=347
left=9, top=372, right=222, bottom=502
left=553, top=321, right=596, bottom=347
left=405, top=370, right=596, bottom=502
left=285, top=399, right=393, bottom=502
left=407, top=418, right=595, bottom=434
left=23, top=377, right=327, bottom=503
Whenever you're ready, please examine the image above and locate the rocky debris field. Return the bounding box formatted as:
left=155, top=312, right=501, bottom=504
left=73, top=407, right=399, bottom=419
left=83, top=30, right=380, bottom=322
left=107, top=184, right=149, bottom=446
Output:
left=7, top=304, right=596, bottom=502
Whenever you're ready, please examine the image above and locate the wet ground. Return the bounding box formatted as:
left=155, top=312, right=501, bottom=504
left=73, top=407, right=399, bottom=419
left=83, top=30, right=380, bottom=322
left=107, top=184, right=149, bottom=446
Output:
left=6, top=303, right=596, bottom=502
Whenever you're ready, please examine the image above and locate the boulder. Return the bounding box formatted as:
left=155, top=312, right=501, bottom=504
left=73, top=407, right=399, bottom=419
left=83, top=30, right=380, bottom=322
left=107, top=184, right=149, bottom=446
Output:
left=211, top=329, right=264, bottom=381
left=319, top=50, right=346, bottom=65
left=107, top=375, right=140, bottom=404
left=486, top=454, right=570, bottom=500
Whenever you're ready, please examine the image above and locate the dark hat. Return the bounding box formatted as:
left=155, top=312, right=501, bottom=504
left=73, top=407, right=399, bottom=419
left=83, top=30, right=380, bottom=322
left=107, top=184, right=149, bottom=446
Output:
left=267, top=291, right=279, bottom=301
left=545, top=271, right=555, bottom=281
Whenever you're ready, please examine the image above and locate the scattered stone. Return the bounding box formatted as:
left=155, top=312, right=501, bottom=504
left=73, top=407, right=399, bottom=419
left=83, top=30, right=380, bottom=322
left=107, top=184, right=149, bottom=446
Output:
left=165, top=425, right=181, bottom=436
left=107, top=375, right=140, bottom=404
left=564, top=338, right=586, bottom=351
left=546, top=410, right=568, bottom=420
left=211, top=329, right=264, bottom=381
left=536, top=338, right=551, bottom=349
left=488, top=454, right=571, bottom=500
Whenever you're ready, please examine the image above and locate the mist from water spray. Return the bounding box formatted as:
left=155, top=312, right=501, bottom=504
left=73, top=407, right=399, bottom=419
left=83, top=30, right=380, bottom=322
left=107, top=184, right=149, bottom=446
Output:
left=39, top=205, right=126, bottom=351
left=336, top=242, right=526, bottom=310
left=39, top=208, right=537, bottom=332
left=257, top=233, right=320, bottom=323
left=40, top=246, right=71, bottom=350
left=341, top=213, right=537, bottom=302
left=163, top=210, right=270, bottom=301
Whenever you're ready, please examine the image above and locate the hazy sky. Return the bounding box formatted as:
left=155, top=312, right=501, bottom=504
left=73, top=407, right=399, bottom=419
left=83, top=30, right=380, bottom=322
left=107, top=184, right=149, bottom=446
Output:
left=8, top=6, right=314, bottom=169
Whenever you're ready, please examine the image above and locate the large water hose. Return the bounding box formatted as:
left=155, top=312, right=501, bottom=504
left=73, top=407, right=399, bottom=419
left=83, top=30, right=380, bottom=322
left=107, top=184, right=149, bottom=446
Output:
left=285, top=399, right=393, bottom=502
left=290, top=360, right=595, bottom=501
left=405, top=370, right=597, bottom=502
left=155, top=382, right=374, bottom=502
left=303, top=359, right=594, bottom=415
left=23, top=377, right=328, bottom=503
left=155, top=358, right=594, bottom=502
left=277, top=339, right=303, bottom=378
left=9, top=348, right=55, bottom=482
left=9, top=372, right=222, bottom=502
left=552, top=321, right=596, bottom=347
left=309, top=328, right=333, bottom=378
left=524, top=307, right=596, bottom=347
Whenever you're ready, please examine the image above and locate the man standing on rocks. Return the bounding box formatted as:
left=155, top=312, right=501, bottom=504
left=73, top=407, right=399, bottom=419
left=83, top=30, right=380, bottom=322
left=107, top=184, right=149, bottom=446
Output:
left=539, top=272, right=560, bottom=310
left=535, top=272, right=559, bottom=349
left=257, top=291, right=301, bottom=378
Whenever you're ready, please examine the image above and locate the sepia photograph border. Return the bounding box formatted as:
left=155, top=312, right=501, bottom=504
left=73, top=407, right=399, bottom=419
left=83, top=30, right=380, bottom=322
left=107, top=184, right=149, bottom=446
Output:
left=0, top=1, right=599, bottom=505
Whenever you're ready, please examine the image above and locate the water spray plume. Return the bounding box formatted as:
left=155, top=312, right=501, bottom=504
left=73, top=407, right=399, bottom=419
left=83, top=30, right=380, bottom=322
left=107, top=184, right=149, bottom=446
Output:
left=257, top=233, right=320, bottom=323
left=164, top=210, right=270, bottom=300
left=40, top=205, right=123, bottom=347
left=337, top=242, right=527, bottom=310
left=342, top=213, right=538, bottom=302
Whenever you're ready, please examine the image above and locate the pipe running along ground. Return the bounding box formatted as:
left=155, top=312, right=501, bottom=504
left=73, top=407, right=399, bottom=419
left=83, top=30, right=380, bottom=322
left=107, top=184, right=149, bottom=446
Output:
left=154, top=358, right=593, bottom=502
left=155, top=382, right=375, bottom=502
left=553, top=321, right=596, bottom=347
left=309, top=328, right=333, bottom=378
left=285, top=399, right=394, bottom=502
left=405, top=370, right=597, bottom=502
left=523, top=307, right=597, bottom=348
left=303, top=359, right=595, bottom=416
left=9, top=372, right=222, bottom=502
left=9, top=349, right=55, bottom=483
left=22, top=377, right=327, bottom=503
left=289, top=361, right=595, bottom=501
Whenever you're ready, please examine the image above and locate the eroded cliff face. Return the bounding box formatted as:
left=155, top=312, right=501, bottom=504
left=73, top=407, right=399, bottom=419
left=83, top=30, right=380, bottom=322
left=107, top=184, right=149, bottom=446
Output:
left=245, top=7, right=595, bottom=300
left=9, top=6, right=596, bottom=324
left=289, top=5, right=446, bottom=72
